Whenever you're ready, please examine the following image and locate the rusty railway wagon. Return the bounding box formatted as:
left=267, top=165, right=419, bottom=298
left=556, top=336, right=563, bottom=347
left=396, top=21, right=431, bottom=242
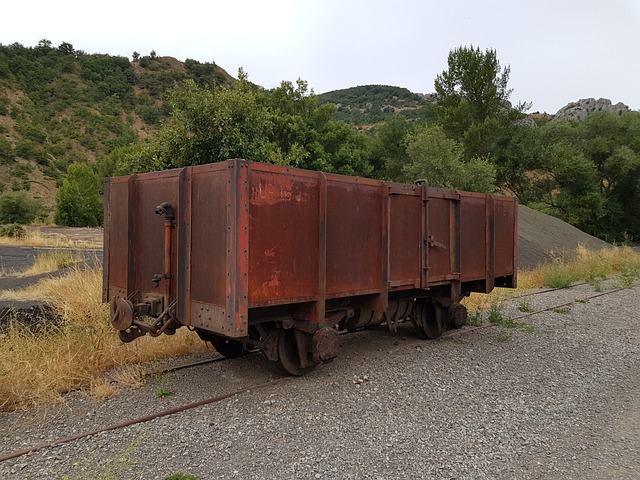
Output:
left=104, top=159, right=517, bottom=375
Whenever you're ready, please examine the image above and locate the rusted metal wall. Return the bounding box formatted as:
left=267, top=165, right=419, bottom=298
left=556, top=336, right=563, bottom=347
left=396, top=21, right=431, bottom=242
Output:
left=104, top=159, right=517, bottom=339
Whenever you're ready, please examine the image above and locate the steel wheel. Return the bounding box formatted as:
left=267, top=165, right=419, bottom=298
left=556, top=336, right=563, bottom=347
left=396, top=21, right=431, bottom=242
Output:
left=277, top=329, right=316, bottom=376
left=413, top=300, right=443, bottom=339
left=196, top=330, right=249, bottom=359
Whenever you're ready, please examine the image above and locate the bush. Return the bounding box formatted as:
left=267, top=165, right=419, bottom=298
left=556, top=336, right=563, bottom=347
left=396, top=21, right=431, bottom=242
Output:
left=0, top=191, right=43, bottom=224
left=55, top=163, right=103, bottom=227
left=0, top=137, right=14, bottom=164
left=0, top=223, right=26, bottom=238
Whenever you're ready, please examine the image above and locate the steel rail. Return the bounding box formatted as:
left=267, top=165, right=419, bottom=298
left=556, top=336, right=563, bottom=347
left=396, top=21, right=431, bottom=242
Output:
left=0, top=285, right=631, bottom=463
left=0, top=379, right=284, bottom=463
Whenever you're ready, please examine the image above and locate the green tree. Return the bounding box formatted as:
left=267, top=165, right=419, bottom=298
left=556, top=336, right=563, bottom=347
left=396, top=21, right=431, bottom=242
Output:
left=55, top=163, right=103, bottom=227
left=370, top=116, right=412, bottom=181
left=434, top=46, right=528, bottom=160
left=0, top=191, right=42, bottom=224
left=117, top=76, right=375, bottom=178
left=158, top=78, right=272, bottom=168
left=403, top=124, right=496, bottom=193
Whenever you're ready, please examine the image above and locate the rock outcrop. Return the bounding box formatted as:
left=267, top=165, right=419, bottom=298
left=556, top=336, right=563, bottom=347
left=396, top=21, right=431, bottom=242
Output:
left=554, top=98, right=629, bottom=121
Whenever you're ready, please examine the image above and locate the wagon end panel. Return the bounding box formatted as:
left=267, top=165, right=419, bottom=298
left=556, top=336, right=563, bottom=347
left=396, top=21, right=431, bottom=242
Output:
left=494, top=197, right=518, bottom=288
left=458, top=193, right=517, bottom=293
left=104, top=172, right=181, bottom=304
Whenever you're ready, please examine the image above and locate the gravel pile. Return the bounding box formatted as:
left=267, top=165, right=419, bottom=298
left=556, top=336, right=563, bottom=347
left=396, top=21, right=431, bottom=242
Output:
left=1, top=283, right=638, bottom=479
left=517, top=205, right=612, bottom=269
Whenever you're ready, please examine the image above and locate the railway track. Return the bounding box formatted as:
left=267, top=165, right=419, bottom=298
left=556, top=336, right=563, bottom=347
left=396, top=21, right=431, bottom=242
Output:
left=0, top=283, right=630, bottom=463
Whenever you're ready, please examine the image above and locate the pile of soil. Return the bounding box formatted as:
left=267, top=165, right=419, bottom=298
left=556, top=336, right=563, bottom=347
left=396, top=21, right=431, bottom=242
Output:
left=517, top=205, right=611, bottom=269
left=0, top=304, right=63, bottom=334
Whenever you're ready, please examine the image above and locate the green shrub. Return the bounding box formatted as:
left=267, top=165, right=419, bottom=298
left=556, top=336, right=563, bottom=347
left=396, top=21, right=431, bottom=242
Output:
left=0, top=137, right=14, bottom=164
left=55, top=163, right=103, bottom=227
left=0, top=191, right=43, bottom=224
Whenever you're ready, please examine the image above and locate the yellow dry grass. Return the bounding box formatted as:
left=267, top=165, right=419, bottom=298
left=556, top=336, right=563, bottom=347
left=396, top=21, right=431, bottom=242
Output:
left=0, top=228, right=102, bottom=249
left=0, top=265, right=210, bottom=412
left=463, top=245, right=640, bottom=313
left=0, top=250, right=82, bottom=278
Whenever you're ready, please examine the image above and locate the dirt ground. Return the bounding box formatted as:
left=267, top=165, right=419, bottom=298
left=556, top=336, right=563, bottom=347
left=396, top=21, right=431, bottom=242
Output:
left=0, top=226, right=103, bottom=311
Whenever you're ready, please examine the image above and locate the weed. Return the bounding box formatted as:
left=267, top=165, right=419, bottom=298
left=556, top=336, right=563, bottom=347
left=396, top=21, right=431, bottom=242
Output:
left=18, top=250, right=81, bottom=277
left=517, top=299, right=534, bottom=313
left=575, top=298, right=588, bottom=304
left=616, top=263, right=640, bottom=288
left=552, top=306, right=571, bottom=314
left=165, top=474, right=200, bottom=480
left=541, top=262, right=577, bottom=288
left=0, top=223, right=26, bottom=238
left=154, top=374, right=174, bottom=399
left=61, top=438, right=140, bottom=480
left=487, top=303, right=536, bottom=332
left=466, top=310, right=484, bottom=326
left=487, top=303, right=515, bottom=327
left=496, top=333, right=510, bottom=342
left=519, top=324, right=538, bottom=333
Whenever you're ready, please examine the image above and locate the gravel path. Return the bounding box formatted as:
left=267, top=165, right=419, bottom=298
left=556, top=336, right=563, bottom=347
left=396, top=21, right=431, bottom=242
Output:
left=1, top=283, right=639, bottom=479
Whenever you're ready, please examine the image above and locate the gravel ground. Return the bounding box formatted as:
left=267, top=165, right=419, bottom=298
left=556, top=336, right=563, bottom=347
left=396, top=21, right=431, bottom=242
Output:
left=1, top=282, right=639, bottom=479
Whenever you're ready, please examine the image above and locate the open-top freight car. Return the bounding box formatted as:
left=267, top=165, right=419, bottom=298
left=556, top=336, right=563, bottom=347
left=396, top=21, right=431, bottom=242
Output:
left=104, top=159, right=517, bottom=374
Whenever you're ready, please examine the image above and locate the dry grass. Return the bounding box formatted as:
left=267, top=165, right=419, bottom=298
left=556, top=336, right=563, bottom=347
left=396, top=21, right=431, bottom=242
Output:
left=0, top=265, right=210, bottom=412
left=2, top=245, right=638, bottom=412
left=0, top=228, right=102, bottom=249
left=463, top=245, right=640, bottom=314
left=0, top=250, right=82, bottom=277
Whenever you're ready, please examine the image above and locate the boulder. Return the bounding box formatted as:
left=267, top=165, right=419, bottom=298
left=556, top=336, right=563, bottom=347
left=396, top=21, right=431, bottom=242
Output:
left=554, top=98, right=629, bottom=121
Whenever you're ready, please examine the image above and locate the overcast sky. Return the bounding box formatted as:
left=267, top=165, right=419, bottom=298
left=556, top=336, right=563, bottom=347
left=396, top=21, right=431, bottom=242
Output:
left=3, top=0, right=639, bottom=114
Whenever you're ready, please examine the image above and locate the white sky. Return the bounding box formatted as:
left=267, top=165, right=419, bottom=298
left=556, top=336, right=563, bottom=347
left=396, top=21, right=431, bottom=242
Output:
left=3, top=0, right=639, bottom=114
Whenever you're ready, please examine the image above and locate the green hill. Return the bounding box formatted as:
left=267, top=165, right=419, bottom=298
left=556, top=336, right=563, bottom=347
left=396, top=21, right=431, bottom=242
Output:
left=317, top=84, right=436, bottom=125
left=0, top=41, right=234, bottom=207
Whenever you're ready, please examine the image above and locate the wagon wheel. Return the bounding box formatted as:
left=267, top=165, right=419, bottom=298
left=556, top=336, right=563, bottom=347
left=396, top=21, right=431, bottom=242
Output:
left=196, top=330, right=249, bottom=359
left=413, top=300, right=444, bottom=339
left=277, top=329, right=316, bottom=376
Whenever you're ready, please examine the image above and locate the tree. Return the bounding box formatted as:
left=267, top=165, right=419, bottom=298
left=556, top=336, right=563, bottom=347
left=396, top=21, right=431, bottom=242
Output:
left=434, top=46, right=528, bottom=160
left=520, top=113, right=640, bottom=241
left=403, top=124, right=496, bottom=193
left=370, top=116, right=411, bottom=181
left=116, top=76, right=375, bottom=178
left=55, top=163, right=103, bottom=227
left=58, top=42, right=75, bottom=55
left=132, top=51, right=140, bottom=61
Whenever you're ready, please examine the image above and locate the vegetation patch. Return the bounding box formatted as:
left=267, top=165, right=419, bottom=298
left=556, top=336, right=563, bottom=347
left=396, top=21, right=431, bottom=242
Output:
left=0, top=265, right=210, bottom=412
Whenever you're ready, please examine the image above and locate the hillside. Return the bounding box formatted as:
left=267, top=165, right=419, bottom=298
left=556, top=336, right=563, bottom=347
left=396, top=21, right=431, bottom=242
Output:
left=317, top=84, right=436, bottom=125
left=0, top=41, right=234, bottom=208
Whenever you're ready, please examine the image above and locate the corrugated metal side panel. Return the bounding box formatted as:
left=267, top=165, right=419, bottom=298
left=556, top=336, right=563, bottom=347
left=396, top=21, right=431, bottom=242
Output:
left=247, top=166, right=320, bottom=307
left=427, top=196, right=454, bottom=282
left=325, top=177, right=384, bottom=297
left=388, top=188, right=421, bottom=289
